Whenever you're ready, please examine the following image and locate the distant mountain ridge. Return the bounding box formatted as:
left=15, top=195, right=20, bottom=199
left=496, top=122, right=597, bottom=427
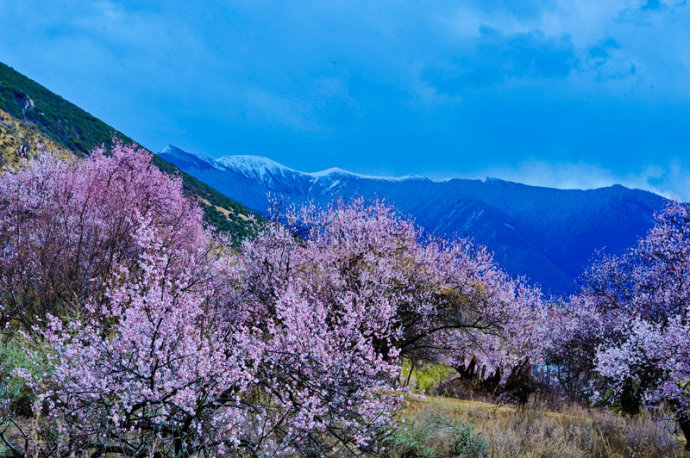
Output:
left=159, top=145, right=669, bottom=295
left=0, top=62, right=260, bottom=239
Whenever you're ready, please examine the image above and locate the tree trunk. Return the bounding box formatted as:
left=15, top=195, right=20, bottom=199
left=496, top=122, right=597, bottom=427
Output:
left=678, top=416, right=690, bottom=451
left=619, top=378, right=640, bottom=416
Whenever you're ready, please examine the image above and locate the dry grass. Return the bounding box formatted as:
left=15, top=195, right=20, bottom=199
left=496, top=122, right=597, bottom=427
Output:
left=0, top=109, right=67, bottom=167
left=388, top=395, right=687, bottom=457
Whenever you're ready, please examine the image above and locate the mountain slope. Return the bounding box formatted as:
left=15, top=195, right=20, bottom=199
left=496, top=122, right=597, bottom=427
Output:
left=0, top=62, right=259, bottom=239
left=160, top=145, right=668, bottom=294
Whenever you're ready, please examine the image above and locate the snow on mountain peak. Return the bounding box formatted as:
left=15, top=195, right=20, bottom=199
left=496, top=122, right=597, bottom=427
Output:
left=214, top=155, right=299, bottom=182
left=212, top=153, right=429, bottom=183
left=160, top=146, right=431, bottom=183
left=308, top=167, right=429, bottom=182
left=216, top=155, right=289, bottom=172
left=309, top=167, right=353, bottom=178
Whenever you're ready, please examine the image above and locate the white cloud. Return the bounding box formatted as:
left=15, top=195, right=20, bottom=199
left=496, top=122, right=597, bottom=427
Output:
left=468, top=160, right=690, bottom=200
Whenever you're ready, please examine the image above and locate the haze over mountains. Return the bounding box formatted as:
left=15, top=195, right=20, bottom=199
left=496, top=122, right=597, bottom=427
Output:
left=160, top=145, right=668, bottom=295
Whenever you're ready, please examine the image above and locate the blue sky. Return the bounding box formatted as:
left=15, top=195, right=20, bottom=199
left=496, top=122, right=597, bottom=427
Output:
left=1, top=0, right=689, bottom=197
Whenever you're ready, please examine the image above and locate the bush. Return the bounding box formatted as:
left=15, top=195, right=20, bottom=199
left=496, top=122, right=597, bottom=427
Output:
left=0, top=335, right=44, bottom=417
left=388, top=408, right=486, bottom=457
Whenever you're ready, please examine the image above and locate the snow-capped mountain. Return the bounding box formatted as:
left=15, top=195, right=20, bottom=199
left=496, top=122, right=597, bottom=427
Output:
left=159, top=145, right=668, bottom=295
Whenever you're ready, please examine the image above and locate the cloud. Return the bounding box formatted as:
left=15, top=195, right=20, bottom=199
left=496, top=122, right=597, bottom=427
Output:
left=641, top=0, right=663, bottom=10
left=2, top=0, right=690, bottom=192
left=421, top=27, right=576, bottom=93
left=580, top=38, right=637, bottom=80
left=470, top=160, right=690, bottom=200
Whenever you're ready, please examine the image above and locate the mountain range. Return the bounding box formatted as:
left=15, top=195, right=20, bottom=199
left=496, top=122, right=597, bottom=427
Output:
left=0, top=60, right=669, bottom=295
left=159, top=145, right=669, bottom=295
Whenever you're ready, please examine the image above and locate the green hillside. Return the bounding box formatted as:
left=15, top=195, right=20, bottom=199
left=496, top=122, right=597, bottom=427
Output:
left=0, top=61, right=260, bottom=239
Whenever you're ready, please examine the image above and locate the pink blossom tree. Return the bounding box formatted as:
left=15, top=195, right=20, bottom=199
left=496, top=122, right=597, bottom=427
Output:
left=538, top=295, right=606, bottom=399
left=0, top=151, right=409, bottom=455
left=17, top=222, right=257, bottom=456
left=12, top=213, right=407, bottom=455
left=242, top=201, right=545, bottom=393
left=556, top=203, right=690, bottom=448
left=0, top=141, right=210, bottom=331
left=1, top=147, right=548, bottom=455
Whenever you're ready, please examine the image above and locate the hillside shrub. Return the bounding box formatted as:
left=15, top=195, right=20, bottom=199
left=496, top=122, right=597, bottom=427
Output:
left=389, top=409, right=486, bottom=458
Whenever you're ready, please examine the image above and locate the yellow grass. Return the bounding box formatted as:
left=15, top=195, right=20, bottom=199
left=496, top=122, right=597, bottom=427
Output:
left=0, top=109, right=68, bottom=167
left=390, top=395, right=687, bottom=457
left=199, top=197, right=251, bottom=222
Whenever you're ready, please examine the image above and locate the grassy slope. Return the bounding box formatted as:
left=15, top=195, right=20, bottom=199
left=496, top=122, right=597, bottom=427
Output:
left=0, top=61, right=260, bottom=239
